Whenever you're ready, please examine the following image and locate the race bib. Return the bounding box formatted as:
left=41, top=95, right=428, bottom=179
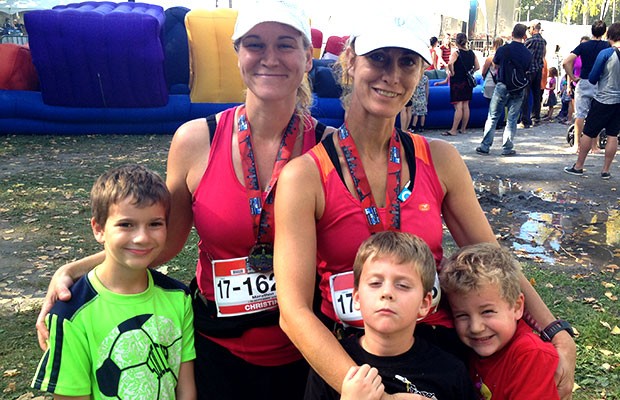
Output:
left=212, top=257, right=277, bottom=317
left=329, top=272, right=364, bottom=328
left=428, top=273, right=441, bottom=316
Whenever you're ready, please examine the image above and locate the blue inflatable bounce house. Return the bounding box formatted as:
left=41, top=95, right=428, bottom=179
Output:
left=0, top=1, right=488, bottom=134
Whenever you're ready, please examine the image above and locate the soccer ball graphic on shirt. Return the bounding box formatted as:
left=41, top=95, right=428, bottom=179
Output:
left=95, top=313, right=182, bottom=399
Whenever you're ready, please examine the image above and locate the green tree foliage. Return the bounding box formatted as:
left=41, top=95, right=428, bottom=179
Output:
left=522, top=0, right=619, bottom=25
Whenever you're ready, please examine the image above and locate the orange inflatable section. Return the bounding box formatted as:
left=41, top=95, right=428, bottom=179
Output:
left=186, top=8, right=245, bottom=103
left=0, top=44, right=39, bottom=91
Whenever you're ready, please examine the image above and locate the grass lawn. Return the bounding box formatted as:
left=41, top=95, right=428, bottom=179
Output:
left=0, top=134, right=618, bottom=399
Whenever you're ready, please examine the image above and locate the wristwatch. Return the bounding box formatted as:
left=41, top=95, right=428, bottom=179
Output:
left=541, top=319, right=575, bottom=342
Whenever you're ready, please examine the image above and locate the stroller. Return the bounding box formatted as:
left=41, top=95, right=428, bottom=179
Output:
left=566, top=123, right=607, bottom=149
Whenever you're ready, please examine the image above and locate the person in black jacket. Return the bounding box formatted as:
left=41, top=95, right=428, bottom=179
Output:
left=476, top=23, right=532, bottom=156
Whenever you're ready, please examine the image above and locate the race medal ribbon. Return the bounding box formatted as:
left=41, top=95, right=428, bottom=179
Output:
left=329, top=271, right=364, bottom=328
left=212, top=257, right=278, bottom=317
left=331, top=126, right=401, bottom=327
left=237, top=105, right=300, bottom=272
left=337, top=124, right=402, bottom=232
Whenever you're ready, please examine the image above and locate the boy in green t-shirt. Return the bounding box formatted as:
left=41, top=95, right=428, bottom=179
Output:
left=32, top=164, right=196, bottom=399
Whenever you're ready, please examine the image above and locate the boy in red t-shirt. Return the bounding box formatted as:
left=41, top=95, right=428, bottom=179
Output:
left=440, top=243, right=561, bottom=400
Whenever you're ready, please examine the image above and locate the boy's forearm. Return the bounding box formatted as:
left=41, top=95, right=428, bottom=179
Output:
left=64, top=251, right=105, bottom=279
left=519, top=272, right=556, bottom=327
left=175, top=361, right=197, bottom=400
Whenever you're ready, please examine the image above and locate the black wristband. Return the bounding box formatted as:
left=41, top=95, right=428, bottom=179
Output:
left=541, top=319, right=575, bottom=342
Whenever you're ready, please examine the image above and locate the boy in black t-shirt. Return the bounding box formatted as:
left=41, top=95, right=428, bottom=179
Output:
left=304, top=232, right=476, bottom=399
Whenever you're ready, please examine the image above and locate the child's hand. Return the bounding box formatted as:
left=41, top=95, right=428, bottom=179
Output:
left=341, top=365, right=383, bottom=400
left=36, top=265, right=75, bottom=350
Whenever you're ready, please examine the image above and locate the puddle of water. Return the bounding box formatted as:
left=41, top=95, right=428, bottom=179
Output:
left=473, top=179, right=620, bottom=267
left=473, top=179, right=522, bottom=197
left=513, top=212, right=562, bottom=264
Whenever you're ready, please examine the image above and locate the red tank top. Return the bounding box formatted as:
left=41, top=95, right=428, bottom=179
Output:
left=310, top=133, right=453, bottom=328
left=192, top=106, right=319, bottom=365
left=441, top=45, right=451, bottom=63
left=426, top=48, right=437, bottom=71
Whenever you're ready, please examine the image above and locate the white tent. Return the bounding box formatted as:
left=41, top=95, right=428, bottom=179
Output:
left=2, top=0, right=43, bottom=14
left=0, top=0, right=72, bottom=14
left=143, top=0, right=219, bottom=10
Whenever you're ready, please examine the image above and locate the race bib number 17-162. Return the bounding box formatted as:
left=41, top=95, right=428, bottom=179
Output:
left=212, top=257, right=278, bottom=317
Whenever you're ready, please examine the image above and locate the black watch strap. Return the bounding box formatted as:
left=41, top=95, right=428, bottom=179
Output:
left=541, top=319, right=575, bottom=342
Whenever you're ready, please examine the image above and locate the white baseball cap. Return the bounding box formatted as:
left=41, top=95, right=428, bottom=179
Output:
left=232, top=0, right=312, bottom=44
left=352, top=13, right=434, bottom=65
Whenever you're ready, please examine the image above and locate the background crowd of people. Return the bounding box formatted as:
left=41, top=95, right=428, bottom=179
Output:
left=1, top=16, right=25, bottom=35
left=404, top=17, right=618, bottom=179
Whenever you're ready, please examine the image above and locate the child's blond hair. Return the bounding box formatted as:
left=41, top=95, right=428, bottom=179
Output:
left=440, top=243, right=522, bottom=305
left=353, top=231, right=436, bottom=294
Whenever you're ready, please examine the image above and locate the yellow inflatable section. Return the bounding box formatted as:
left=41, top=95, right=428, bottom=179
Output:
left=313, top=46, right=322, bottom=59
left=186, top=8, right=246, bottom=103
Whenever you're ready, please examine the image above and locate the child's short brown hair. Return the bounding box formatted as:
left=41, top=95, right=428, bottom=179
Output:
left=353, top=231, right=436, bottom=294
left=440, top=243, right=522, bottom=305
left=90, top=164, right=170, bottom=226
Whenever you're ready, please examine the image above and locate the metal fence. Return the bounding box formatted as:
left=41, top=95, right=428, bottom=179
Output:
left=1, top=35, right=28, bottom=45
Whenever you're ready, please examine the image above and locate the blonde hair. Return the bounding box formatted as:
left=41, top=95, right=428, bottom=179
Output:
left=296, top=71, right=313, bottom=117
left=493, top=37, right=504, bottom=50
left=440, top=243, right=522, bottom=306
left=353, top=232, right=436, bottom=294
left=333, top=37, right=355, bottom=110
left=90, top=164, right=170, bottom=226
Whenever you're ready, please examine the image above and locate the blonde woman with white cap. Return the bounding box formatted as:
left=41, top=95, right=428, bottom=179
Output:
left=35, top=1, right=332, bottom=398
left=274, top=10, right=576, bottom=400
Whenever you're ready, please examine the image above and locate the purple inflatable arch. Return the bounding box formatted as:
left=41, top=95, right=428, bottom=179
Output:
left=25, top=2, right=167, bottom=108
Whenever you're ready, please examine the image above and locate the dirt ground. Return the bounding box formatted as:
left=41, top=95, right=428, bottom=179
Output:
left=451, top=120, right=617, bottom=197
left=438, top=118, right=619, bottom=271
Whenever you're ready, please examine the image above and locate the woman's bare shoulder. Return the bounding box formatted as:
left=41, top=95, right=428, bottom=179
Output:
left=282, top=152, right=320, bottom=181
left=427, top=136, right=461, bottom=157
left=168, top=117, right=213, bottom=175
left=427, top=137, right=469, bottom=187
left=171, top=118, right=210, bottom=146
left=277, top=152, right=325, bottom=218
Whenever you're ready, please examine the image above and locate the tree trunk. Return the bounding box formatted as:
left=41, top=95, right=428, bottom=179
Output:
left=600, top=0, right=609, bottom=19
left=582, top=0, right=588, bottom=25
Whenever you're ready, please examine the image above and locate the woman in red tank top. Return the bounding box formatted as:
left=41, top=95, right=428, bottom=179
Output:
left=274, top=11, right=576, bottom=400
left=36, top=1, right=333, bottom=398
